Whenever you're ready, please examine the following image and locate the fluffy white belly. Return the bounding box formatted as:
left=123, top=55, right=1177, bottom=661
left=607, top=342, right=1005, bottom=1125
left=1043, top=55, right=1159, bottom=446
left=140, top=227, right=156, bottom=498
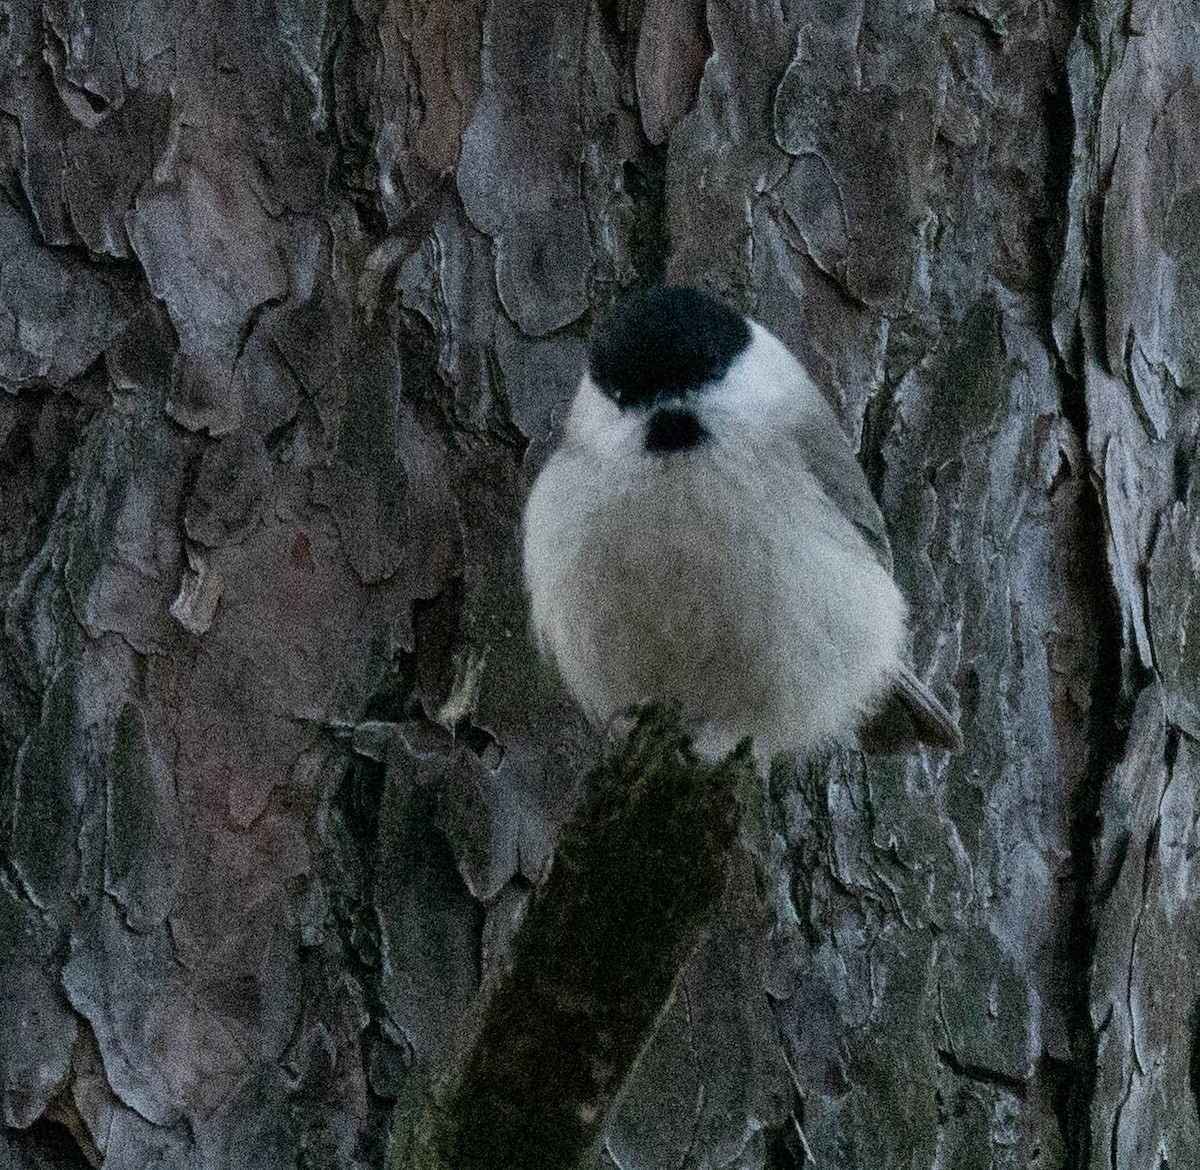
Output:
left=524, top=443, right=907, bottom=756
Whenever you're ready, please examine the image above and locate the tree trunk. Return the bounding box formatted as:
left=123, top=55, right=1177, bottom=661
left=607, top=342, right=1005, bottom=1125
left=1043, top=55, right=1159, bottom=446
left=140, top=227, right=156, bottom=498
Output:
left=2, top=0, right=1198, bottom=1168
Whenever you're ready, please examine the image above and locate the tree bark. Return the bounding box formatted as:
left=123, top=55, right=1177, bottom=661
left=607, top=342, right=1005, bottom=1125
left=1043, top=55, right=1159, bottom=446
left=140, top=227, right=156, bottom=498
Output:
left=2, top=1, right=1198, bottom=1169
left=386, top=708, right=752, bottom=1170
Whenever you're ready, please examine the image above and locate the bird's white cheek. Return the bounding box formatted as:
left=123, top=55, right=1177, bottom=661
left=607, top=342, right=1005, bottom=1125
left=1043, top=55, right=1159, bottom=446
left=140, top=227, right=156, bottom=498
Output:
left=575, top=409, right=643, bottom=460
left=590, top=415, right=645, bottom=460
left=566, top=378, right=647, bottom=461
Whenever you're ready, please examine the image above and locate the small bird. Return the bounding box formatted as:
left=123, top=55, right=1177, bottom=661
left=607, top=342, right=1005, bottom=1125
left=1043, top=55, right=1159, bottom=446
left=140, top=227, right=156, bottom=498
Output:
left=522, top=286, right=960, bottom=762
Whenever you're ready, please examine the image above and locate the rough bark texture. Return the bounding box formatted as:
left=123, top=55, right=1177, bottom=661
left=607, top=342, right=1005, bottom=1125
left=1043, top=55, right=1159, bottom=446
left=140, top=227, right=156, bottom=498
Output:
left=1, top=1, right=1198, bottom=1169
left=387, top=708, right=752, bottom=1170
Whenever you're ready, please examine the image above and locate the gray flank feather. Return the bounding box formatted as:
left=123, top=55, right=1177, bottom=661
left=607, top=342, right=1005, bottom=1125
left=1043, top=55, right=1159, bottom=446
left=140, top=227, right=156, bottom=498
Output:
left=793, top=412, right=893, bottom=574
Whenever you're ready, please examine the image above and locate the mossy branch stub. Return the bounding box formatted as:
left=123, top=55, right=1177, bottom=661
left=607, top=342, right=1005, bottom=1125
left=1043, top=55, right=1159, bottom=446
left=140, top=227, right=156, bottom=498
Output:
left=387, top=707, right=753, bottom=1170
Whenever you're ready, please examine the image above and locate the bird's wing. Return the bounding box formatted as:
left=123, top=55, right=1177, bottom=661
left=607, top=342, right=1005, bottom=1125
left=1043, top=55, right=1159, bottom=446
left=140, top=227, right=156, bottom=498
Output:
left=792, top=411, right=893, bottom=574
left=791, top=405, right=962, bottom=752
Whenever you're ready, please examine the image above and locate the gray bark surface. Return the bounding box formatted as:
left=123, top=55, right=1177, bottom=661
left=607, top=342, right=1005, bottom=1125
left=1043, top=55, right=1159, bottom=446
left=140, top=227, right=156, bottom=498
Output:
left=0, top=1, right=1197, bottom=1168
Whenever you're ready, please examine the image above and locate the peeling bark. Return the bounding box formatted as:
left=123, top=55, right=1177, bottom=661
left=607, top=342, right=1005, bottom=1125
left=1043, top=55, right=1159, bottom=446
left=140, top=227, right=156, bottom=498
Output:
left=2, top=0, right=1199, bottom=1167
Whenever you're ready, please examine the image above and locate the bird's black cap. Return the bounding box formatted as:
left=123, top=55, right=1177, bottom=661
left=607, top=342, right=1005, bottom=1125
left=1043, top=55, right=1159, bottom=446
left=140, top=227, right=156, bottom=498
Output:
left=588, top=286, right=752, bottom=409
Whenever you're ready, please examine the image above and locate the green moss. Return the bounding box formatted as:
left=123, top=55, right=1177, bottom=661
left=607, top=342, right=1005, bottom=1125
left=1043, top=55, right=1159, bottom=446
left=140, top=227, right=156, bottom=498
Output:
left=1164, top=189, right=1200, bottom=388
left=464, top=556, right=563, bottom=730
left=11, top=664, right=83, bottom=905
left=927, top=296, right=1009, bottom=458
left=388, top=708, right=753, bottom=1170
left=107, top=704, right=156, bottom=892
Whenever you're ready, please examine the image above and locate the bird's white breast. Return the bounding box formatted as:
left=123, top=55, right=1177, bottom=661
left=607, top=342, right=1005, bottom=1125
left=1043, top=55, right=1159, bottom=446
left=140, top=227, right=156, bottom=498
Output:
left=522, top=418, right=908, bottom=758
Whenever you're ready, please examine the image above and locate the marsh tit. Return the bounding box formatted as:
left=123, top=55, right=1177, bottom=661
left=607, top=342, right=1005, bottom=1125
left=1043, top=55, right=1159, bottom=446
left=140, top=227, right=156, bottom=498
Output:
left=522, top=286, right=960, bottom=761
